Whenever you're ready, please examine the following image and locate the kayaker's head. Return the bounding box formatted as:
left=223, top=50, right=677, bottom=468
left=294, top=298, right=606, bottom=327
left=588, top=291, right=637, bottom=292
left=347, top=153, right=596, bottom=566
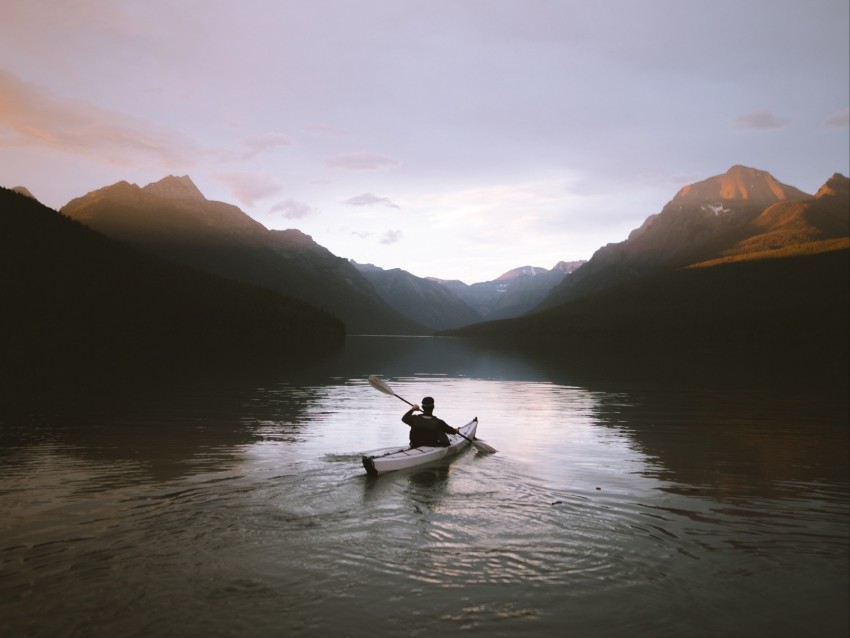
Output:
left=421, top=396, right=435, bottom=414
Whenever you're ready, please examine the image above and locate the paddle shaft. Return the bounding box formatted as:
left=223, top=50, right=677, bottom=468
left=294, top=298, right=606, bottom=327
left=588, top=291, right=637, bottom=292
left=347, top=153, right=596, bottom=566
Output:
left=368, top=375, right=495, bottom=453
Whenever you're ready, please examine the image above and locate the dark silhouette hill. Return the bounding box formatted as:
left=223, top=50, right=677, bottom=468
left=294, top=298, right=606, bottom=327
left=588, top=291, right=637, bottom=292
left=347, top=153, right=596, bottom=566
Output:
left=448, top=248, right=848, bottom=361
left=61, top=176, right=427, bottom=335
left=445, top=170, right=849, bottom=370
left=0, top=187, right=344, bottom=392
left=11, top=186, right=36, bottom=199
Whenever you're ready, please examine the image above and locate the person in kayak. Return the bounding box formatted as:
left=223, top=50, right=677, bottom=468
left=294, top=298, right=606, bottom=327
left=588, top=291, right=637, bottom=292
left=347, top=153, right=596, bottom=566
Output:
left=402, top=396, right=458, bottom=447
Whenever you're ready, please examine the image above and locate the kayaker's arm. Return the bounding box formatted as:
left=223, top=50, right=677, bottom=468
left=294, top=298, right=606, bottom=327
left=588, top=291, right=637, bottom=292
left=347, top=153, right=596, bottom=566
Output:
left=401, top=404, right=420, bottom=425
left=438, top=418, right=458, bottom=435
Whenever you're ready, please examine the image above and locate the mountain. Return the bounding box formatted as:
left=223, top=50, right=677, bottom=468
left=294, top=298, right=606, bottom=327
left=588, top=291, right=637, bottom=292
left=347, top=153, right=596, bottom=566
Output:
left=436, top=261, right=585, bottom=320
left=538, top=165, right=812, bottom=309
left=446, top=169, right=849, bottom=368
left=351, top=260, right=585, bottom=330
left=0, top=186, right=344, bottom=392
left=11, top=186, right=36, bottom=199
left=268, top=230, right=379, bottom=302
left=142, top=174, right=207, bottom=201
left=352, top=262, right=483, bottom=330
left=61, top=176, right=427, bottom=335
left=691, top=172, right=849, bottom=265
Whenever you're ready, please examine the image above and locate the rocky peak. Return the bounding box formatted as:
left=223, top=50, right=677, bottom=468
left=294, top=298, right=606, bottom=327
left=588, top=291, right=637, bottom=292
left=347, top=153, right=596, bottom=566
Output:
left=11, top=186, right=35, bottom=199
left=350, top=260, right=385, bottom=273
left=142, top=175, right=206, bottom=202
left=671, top=165, right=809, bottom=206
left=814, top=173, right=849, bottom=201
left=551, top=260, right=586, bottom=275
left=496, top=266, right=547, bottom=281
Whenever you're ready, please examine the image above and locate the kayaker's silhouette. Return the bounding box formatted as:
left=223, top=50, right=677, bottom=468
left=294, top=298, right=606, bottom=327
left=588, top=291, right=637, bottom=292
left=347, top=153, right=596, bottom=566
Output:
left=402, top=396, right=458, bottom=448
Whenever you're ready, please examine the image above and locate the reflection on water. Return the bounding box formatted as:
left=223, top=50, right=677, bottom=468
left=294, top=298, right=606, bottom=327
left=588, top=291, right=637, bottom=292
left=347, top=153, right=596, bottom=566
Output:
left=1, top=336, right=847, bottom=637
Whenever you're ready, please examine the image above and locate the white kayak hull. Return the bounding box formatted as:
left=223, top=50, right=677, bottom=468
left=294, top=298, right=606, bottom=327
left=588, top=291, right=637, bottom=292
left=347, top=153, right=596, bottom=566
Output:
left=362, top=417, right=478, bottom=475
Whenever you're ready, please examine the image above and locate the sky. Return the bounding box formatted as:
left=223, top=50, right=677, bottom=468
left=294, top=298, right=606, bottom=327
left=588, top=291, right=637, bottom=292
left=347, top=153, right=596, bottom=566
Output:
left=1, top=0, right=848, bottom=283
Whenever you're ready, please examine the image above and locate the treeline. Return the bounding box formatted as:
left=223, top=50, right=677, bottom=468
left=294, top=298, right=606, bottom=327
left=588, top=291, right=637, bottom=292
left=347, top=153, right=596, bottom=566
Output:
left=445, top=247, right=850, bottom=373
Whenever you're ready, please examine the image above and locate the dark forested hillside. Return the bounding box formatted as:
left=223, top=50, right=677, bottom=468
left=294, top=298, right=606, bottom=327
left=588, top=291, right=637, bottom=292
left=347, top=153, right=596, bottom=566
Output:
left=0, top=187, right=344, bottom=391
left=447, top=247, right=849, bottom=371
left=445, top=170, right=849, bottom=373
left=61, top=177, right=427, bottom=335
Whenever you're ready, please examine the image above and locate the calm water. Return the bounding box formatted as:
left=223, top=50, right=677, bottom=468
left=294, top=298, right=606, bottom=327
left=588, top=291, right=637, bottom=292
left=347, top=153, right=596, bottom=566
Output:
left=1, top=336, right=848, bottom=637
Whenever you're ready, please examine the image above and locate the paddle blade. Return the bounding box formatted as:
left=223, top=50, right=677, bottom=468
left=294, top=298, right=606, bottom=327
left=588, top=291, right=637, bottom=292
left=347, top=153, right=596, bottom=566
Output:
left=471, top=439, right=497, bottom=454
left=368, top=375, right=395, bottom=396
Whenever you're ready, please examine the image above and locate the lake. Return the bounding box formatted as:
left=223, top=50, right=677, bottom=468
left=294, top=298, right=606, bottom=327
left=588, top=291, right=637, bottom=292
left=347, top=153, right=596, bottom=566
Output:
left=1, top=336, right=847, bottom=637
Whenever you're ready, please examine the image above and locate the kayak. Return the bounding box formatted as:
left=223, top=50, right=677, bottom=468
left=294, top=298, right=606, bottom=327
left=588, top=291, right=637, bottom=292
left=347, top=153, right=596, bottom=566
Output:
left=362, top=417, right=479, bottom=476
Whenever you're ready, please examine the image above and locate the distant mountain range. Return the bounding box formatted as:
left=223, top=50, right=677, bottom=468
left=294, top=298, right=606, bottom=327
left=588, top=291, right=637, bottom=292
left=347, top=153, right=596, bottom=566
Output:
left=431, top=262, right=585, bottom=320
left=58, top=175, right=583, bottom=333
left=4, top=164, right=847, bottom=379
left=352, top=260, right=585, bottom=330
left=448, top=166, right=849, bottom=367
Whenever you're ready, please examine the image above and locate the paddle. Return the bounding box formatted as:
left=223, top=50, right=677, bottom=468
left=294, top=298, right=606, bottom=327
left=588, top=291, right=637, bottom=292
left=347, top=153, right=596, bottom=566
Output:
left=368, top=375, right=497, bottom=453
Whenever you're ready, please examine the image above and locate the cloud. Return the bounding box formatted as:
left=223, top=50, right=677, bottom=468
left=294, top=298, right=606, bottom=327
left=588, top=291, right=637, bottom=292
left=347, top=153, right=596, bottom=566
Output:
left=304, top=123, right=349, bottom=137
left=733, top=109, right=792, bottom=131
left=380, top=230, right=403, bottom=244
left=823, top=107, right=849, bottom=129
left=0, top=69, right=198, bottom=167
left=212, top=170, right=280, bottom=207
left=325, top=151, right=401, bottom=171
left=242, top=132, right=293, bottom=157
left=214, top=132, right=293, bottom=163
left=269, top=198, right=317, bottom=219
left=343, top=192, right=400, bottom=209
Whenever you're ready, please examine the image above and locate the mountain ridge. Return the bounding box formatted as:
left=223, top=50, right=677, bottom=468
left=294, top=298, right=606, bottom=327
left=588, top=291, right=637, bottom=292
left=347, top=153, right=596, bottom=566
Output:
left=672, top=164, right=808, bottom=204
left=11, top=164, right=847, bottom=364
left=445, top=168, right=848, bottom=370
left=537, top=165, right=819, bottom=310
left=1, top=186, right=344, bottom=393
left=352, top=264, right=483, bottom=331
left=61, top=177, right=427, bottom=335
left=141, top=175, right=208, bottom=201
left=353, top=260, right=585, bottom=329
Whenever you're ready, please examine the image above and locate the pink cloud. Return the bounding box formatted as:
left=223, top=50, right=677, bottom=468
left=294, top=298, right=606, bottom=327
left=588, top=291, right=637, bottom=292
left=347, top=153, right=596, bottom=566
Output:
left=325, top=151, right=401, bottom=171
left=343, top=192, right=400, bottom=208
left=304, top=123, right=349, bottom=137
left=212, top=170, right=281, bottom=207
left=823, top=107, right=849, bottom=129
left=733, top=109, right=791, bottom=131
left=270, top=198, right=316, bottom=219
left=242, top=132, right=293, bottom=157
left=0, top=69, right=198, bottom=167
